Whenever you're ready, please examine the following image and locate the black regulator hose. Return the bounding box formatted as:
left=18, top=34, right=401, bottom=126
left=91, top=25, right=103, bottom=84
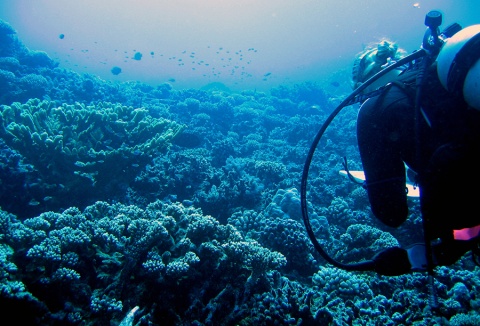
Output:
left=300, top=50, right=426, bottom=271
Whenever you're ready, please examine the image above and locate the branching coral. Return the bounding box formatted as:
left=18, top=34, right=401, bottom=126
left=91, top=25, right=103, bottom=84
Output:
left=0, top=200, right=291, bottom=324
left=335, top=224, right=399, bottom=263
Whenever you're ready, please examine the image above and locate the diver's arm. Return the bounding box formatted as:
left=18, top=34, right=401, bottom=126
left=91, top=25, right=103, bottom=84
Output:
left=357, top=96, right=409, bottom=228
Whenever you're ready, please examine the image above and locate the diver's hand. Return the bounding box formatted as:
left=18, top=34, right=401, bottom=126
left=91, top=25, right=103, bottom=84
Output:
left=373, top=247, right=412, bottom=276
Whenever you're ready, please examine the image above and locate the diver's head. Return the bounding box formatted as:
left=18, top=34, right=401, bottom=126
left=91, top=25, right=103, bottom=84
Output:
left=375, top=40, right=398, bottom=63
left=437, top=24, right=480, bottom=111
left=352, top=39, right=407, bottom=92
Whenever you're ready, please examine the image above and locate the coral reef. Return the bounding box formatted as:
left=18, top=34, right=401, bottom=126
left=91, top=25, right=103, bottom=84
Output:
left=0, top=99, right=185, bottom=218
left=0, top=17, right=479, bottom=325
left=0, top=201, right=288, bottom=324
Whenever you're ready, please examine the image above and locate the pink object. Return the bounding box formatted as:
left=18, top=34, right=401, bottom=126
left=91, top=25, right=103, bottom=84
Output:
left=453, top=225, right=480, bottom=240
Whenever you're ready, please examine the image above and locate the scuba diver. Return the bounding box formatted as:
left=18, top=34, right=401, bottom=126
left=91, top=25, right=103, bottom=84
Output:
left=301, top=11, right=480, bottom=286
left=355, top=23, right=480, bottom=276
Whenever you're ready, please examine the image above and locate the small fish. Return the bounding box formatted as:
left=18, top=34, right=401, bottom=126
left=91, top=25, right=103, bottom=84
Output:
left=28, top=199, right=40, bottom=206
left=119, top=306, right=139, bottom=326
left=111, top=66, right=122, bottom=75
left=413, top=2, right=420, bottom=8
left=133, top=52, right=143, bottom=61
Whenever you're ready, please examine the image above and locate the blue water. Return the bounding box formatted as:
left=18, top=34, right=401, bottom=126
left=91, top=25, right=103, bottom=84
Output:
left=1, top=1, right=478, bottom=91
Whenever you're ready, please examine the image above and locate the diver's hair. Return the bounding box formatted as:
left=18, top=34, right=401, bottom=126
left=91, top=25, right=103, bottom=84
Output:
left=352, top=38, right=407, bottom=88
left=359, top=38, right=407, bottom=61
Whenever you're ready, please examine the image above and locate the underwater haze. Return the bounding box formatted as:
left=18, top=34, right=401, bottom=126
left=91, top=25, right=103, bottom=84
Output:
left=1, top=0, right=478, bottom=91
left=1, top=1, right=480, bottom=325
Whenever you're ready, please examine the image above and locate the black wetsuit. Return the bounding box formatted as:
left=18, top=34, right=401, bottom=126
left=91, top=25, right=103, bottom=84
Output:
left=357, top=63, right=480, bottom=265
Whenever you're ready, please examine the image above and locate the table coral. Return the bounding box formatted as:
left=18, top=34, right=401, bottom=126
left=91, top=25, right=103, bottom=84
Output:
left=0, top=98, right=185, bottom=218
